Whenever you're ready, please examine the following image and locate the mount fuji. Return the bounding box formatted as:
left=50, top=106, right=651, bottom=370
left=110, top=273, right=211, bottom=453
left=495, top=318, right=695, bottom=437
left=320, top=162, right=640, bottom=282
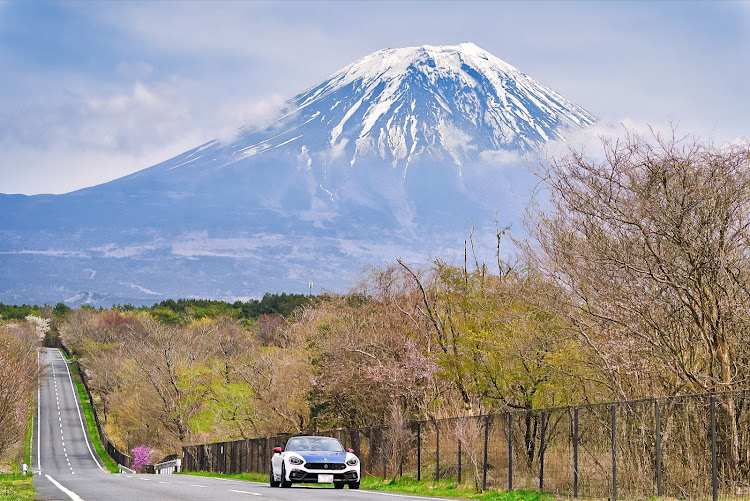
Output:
left=0, top=43, right=596, bottom=306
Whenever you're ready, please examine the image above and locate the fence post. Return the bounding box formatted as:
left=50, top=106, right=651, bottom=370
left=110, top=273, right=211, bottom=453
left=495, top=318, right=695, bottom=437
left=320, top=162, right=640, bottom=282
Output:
left=382, top=430, right=387, bottom=480
left=508, top=412, right=513, bottom=491
left=247, top=438, right=255, bottom=473
left=540, top=411, right=546, bottom=491
left=482, top=414, right=490, bottom=491
left=611, top=404, right=617, bottom=501
left=573, top=407, right=579, bottom=498
left=263, top=438, right=268, bottom=474
left=458, top=438, right=462, bottom=484
left=435, top=420, right=440, bottom=481
left=654, top=399, right=662, bottom=497
left=369, top=427, right=374, bottom=476
left=711, top=395, right=718, bottom=501
left=416, top=422, right=421, bottom=481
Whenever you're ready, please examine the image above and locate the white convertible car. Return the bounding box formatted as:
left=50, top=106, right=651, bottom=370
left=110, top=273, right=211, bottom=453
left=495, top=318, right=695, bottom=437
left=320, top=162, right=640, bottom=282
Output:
left=270, top=435, right=361, bottom=489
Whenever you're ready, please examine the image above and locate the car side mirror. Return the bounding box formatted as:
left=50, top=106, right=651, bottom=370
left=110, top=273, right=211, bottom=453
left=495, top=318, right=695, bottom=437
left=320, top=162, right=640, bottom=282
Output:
left=273, top=447, right=282, bottom=454
left=347, top=448, right=355, bottom=454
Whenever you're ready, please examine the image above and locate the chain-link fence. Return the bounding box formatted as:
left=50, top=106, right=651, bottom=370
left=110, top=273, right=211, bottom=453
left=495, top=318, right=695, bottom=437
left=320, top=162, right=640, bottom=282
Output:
left=181, top=390, right=750, bottom=500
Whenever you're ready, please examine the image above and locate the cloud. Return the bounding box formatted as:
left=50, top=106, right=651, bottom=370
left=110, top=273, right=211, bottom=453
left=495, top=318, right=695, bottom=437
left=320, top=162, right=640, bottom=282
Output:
left=170, top=233, right=286, bottom=259
left=479, top=149, right=525, bottom=167
left=0, top=249, right=89, bottom=258
left=1, top=1, right=748, bottom=195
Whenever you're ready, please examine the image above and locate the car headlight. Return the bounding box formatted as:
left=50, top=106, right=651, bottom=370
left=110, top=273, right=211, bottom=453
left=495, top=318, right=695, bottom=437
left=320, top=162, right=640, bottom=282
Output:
left=288, top=456, right=304, bottom=465
left=346, top=457, right=358, bottom=466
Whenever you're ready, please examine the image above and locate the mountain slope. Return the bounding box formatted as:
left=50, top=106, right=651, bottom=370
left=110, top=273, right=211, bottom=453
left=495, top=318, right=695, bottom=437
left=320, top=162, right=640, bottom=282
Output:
left=0, top=43, right=595, bottom=306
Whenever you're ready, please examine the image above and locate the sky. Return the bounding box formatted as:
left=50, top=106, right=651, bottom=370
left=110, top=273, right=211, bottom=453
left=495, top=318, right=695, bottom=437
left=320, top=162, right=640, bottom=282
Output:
left=0, top=0, right=748, bottom=195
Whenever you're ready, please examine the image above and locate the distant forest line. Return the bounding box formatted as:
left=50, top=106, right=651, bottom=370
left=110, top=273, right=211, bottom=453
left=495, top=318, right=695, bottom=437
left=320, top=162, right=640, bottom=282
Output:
left=0, top=293, right=312, bottom=324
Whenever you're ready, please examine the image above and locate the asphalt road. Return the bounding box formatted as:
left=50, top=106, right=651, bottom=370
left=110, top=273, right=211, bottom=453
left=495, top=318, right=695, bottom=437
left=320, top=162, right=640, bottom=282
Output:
left=32, top=348, right=461, bottom=501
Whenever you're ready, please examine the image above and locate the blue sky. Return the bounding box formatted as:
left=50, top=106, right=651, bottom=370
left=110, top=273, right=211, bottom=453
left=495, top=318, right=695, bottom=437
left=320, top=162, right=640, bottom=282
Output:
left=1, top=1, right=748, bottom=195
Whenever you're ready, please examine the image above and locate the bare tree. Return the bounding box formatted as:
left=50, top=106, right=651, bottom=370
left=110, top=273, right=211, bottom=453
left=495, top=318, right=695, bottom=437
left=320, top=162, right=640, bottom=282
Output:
left=0, top=322, right=41, bottom=461
left=529, top=130, right=750, bottom=476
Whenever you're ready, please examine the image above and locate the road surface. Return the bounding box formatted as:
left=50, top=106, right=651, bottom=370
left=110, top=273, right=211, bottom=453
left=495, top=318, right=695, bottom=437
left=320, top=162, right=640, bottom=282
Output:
left=32, top=348, right=461, bottom=501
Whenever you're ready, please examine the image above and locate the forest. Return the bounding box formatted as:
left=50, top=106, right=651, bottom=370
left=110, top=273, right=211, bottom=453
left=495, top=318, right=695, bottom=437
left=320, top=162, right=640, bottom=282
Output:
left=3, top=132, right=750, bottom=483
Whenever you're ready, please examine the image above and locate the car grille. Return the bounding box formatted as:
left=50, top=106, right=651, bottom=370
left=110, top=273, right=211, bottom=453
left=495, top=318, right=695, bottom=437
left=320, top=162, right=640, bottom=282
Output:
left=305, top=462, right=346, bottom=470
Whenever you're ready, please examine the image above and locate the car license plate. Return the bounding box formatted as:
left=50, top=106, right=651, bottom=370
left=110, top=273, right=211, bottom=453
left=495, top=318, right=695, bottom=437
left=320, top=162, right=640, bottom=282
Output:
left=318, top=474, right=334, bottom=483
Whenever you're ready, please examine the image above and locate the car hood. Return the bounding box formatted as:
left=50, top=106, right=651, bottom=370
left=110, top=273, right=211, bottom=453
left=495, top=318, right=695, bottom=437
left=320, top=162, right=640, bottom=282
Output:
left=292, top=451, right=348, bottom=463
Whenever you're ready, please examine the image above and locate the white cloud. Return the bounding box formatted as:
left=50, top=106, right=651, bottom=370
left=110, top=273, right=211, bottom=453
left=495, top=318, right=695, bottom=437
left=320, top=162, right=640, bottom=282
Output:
left=1, top=1, right=747, bottom=195
left=0, top=249, right=88, bottom=258
left=170, top=233, right=286, bottom=259
left=479, top=149, right=525, bottom=166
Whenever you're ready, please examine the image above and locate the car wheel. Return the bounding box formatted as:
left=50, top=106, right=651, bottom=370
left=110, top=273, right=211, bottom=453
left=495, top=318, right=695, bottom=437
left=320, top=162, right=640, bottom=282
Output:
left=269, top=470, right=280, bottom=487
left=280, top=464, right=292, bottom=488
left=334, top=482, right=345, bottom=489
left=349, top=482, right=360, bottom=489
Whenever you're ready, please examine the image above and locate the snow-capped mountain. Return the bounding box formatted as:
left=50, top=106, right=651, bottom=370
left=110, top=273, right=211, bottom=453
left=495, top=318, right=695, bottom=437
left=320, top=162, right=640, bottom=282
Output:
left=231, top=43, right=594, bottom=170
left=0, top=43, right=596, bottom=306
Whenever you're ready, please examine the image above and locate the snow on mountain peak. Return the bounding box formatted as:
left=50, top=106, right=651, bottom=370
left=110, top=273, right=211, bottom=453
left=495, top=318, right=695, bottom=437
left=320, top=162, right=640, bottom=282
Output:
left=232, top=43, right=595, bottom=173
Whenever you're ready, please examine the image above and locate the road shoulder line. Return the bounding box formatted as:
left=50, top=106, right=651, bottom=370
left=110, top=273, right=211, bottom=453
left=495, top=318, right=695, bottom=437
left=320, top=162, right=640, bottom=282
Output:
left=45, top=474, right=85, bottom=501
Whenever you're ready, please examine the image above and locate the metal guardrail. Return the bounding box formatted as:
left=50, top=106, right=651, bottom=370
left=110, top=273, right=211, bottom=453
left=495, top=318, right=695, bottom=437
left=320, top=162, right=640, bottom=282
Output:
left=154, top=459, right=181, bottom=475
left=118, top=464, right=136, bottom=474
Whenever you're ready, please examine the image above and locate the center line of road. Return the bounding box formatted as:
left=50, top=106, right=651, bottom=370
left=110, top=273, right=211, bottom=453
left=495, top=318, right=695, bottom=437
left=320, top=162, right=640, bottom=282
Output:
left=191, top=484, right=207, bottom=488
left=228, top=489, right=262, bottom=496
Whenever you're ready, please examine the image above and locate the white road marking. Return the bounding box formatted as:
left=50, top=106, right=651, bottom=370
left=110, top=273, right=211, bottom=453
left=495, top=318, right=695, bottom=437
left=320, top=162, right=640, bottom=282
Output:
left=228, top=489, right=262, bottom=496
left=191, top=484, right=208, bottom=488
left=46, top=474, right=84, bottom=501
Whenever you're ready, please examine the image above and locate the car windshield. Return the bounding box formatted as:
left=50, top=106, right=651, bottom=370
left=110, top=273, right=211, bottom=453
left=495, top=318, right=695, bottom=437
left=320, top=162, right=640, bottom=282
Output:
left=285, top=437, right=344, bottom=452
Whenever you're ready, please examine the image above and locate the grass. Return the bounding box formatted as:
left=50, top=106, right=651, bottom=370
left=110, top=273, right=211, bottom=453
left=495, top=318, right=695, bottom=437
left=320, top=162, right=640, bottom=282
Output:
left=60, top=350, right=120, bottom=473
left=362, top=476, right=555, bottom=500
left=0, top=474, right=34, bottom=501
left=179, top=471, right=268, bottom=482
left=24, top=402, right=34, bottom=472
left=179, top=470, right=553, bottom=500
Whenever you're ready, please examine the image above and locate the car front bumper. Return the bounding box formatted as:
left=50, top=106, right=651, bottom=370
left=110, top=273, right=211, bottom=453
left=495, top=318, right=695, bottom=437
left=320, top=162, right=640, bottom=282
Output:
left=287, top=467, right=359, bottom=484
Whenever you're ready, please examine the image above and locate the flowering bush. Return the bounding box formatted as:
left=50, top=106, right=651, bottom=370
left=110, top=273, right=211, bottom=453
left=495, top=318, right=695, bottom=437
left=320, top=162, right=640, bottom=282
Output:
left=131, top=445, right=156, bottom=472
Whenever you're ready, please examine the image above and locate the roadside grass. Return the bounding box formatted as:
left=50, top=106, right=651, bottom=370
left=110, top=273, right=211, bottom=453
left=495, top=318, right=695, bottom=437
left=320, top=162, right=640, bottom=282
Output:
left=0, top=474, right=34, bottom=501
left=362, top=477, right=555, bottom=500
left=179, top=471, right=553, bottom=500
left=179, top=471, right=268, bottom=482
left=60, top=350, right=120, bottom=473
left=24, top=406, right=33, bottom=470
